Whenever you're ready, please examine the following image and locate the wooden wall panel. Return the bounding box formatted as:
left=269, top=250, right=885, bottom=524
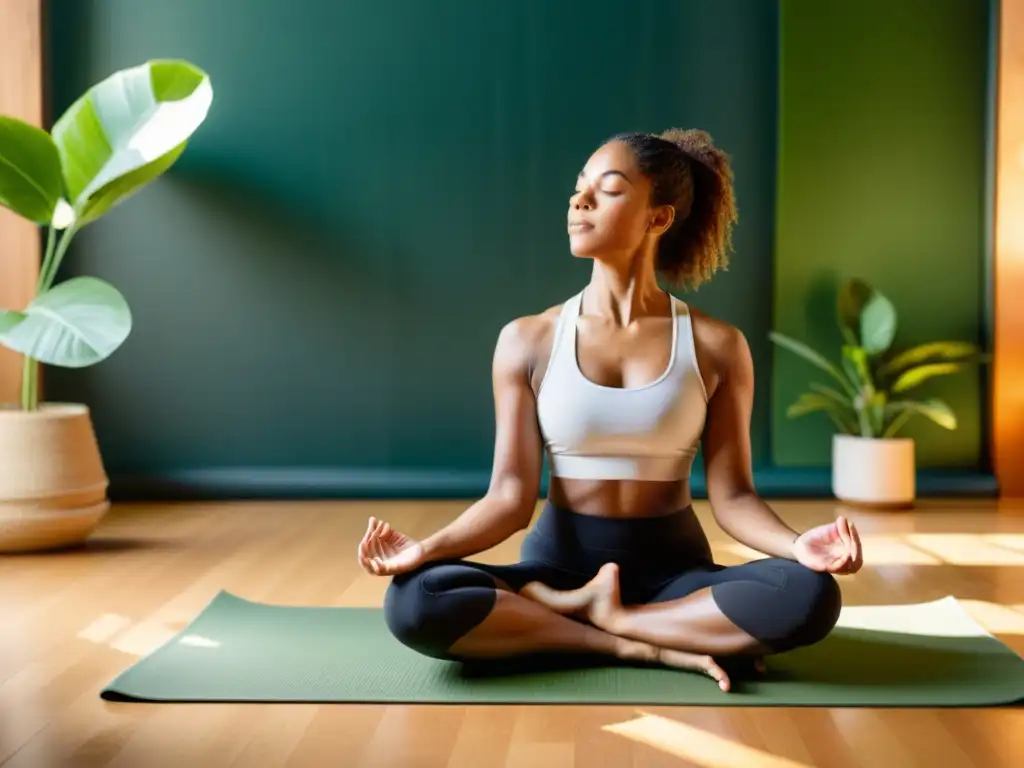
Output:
left=994, top=0, right=1024, bottom=497
left=0, top=0, right=43, bottom=406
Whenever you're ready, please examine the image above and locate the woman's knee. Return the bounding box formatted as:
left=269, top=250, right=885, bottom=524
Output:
left=382, top=563, right=498, bottom=659
left=712, top=560, right=842, bottom=653
left=777, top=563, right=842, bottom=650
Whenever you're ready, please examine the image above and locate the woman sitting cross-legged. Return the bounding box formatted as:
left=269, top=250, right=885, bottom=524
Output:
left=356, top=128, right=863, bottom=692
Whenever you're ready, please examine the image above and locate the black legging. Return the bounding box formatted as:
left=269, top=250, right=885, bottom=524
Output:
left=384, top=502, right=842, bottom=660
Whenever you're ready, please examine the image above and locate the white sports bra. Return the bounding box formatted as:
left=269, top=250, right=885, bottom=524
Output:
left=536, top=290, right=708, bottom=481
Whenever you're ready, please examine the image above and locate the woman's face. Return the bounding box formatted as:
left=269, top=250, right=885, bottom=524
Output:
left=567, top=140, right=672, bottom=260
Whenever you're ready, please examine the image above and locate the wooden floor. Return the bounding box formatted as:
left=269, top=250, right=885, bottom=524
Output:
left=1, top=498, right=1023, bottom=768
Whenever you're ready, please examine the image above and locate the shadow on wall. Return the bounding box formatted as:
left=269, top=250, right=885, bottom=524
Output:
left=803, top=270, right=846, bottom=348
left=45, top=165, right=491, bottom=472
left=162, top=162, right=432, bottom=313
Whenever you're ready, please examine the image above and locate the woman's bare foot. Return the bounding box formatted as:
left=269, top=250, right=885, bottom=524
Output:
left=520, top=562, right=625, bottom=631
left=520, top=563, right=764, bottom=689
left=614, top=636, right=732, bottom=692
left=518, top=578, right=592, bottom=618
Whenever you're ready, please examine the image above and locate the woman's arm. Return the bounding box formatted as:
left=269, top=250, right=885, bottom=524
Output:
left=699, top=324, right=801, bottom=560
left=417, top=315, right=547, bottom=563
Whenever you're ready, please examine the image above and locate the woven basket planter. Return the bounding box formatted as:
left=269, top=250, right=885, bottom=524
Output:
left=0, top=403, right=110, bottom=553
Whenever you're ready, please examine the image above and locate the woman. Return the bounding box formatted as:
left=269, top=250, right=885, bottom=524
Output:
left=356, top=129, right=863, bottom=692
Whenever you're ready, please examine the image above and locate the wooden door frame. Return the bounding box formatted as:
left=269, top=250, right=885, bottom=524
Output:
left=0, top=0, right=43, bottom=406
left=993, top=0, right=1024, bottom=496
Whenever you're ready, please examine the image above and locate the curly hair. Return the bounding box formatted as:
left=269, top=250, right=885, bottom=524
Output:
left=608, top=128, right=738, bottom=290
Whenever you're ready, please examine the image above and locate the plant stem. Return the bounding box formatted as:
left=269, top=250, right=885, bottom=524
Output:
left=19, top=356, right=37, bottom=410
left=19, top=225, right=60, bottom=411
left=855, top=400, right=875, bottom=437
left=20, top=221, right=77, bottom=411
left=38, top=223, right=77, bottom=293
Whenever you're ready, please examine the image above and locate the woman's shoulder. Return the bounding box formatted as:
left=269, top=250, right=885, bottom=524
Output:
left=684, top=303, right=745, bottom=347
left=496, top=303, right=563, bottom=363
left=677, top=299, right=753, bottom=382
left=497, top=300, right=565, bottom=351
left=494, top=301, right=566, bottom=386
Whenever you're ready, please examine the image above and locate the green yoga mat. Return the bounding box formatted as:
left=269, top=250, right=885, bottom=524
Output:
left=101, top=591, right=1024, bottom=707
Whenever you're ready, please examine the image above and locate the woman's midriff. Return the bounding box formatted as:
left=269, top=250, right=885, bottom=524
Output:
left=547, top=476, right=693, bottom=519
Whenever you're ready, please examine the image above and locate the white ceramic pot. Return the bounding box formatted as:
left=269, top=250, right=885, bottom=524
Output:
left=832, top=433, right=916, bottom=508
left=0, top=403, right=110, bottom=553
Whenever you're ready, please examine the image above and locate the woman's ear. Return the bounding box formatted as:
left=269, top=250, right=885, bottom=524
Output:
left=648, top=205, right=675, bottom=236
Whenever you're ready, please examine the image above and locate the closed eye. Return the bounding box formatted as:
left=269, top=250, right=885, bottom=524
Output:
left=571, top=188, right=621, bottom=199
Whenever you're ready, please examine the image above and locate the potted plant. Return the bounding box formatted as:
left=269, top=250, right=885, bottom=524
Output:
left=0, top=60, right=212, bottom=552
left=769, top=278, right=988, bottom=508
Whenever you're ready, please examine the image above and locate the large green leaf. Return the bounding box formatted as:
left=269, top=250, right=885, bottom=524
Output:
left=806, top=382, right=856, bottom=436
left=860, top=293, right=897, bottom=355
left=878, top=341, right=984, bottom=378
left=51, top=60, right=212, bottom=225
left=891, top=362, right=966, bottom=394
left=0, top=116, right=64, bottom=223
left=808, top=382, right=859, bottom=433
left=808, top=382, right=855, bottom=409
left=0, top=277, right=132, bottom=368
left=769, top=331, right=855, bottom=396
left=786, top=392, right=859, bottom=434
left=76, top=141, right=187, bottom=225
left=885, top=398, right=957, bottom=431
left=837, top=278, right=897, bottom=356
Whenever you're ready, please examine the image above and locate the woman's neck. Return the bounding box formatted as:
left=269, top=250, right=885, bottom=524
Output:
left=585, top=251, right=665, bottom=326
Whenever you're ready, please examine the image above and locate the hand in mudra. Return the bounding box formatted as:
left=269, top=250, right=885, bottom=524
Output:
left=357, top=517, right=425, bottom=576
left=792, top=515, right=863, bottom=574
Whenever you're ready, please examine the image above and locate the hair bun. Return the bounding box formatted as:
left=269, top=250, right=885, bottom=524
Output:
left=659, top=128, right=718, bottom=169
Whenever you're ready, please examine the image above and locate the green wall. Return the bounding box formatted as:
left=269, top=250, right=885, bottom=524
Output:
left=43, top=0, right=998, bottom=498
left=45, top=0, right=781, bottom=496
left=772, top=0, right=992, bottom=469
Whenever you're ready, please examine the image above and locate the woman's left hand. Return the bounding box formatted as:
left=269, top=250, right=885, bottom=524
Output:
left=791, top=515, right=863, bottom=574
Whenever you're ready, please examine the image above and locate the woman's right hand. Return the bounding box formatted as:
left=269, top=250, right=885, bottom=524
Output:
left=356, top=517, right=426, bottom=576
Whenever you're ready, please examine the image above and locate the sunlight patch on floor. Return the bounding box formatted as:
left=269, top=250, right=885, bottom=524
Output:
left=853, top=536, right=943, bottom=565
left=604, top=710, right=811, bottom=768
left=835, top=596, right=1024, bottom=637
left=76, top=613, right=132, bottom=643
left=108, top=622, right=178, bottom=657
left=986, top=534, right=1024, bottom=553
left=958, top=600, right=1024, bottom=635
left=76, top=614, right=223, bottom=656
left=905, top=534, right=1024, bottom=566
left=720, top=533, right=1024, bottom=567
